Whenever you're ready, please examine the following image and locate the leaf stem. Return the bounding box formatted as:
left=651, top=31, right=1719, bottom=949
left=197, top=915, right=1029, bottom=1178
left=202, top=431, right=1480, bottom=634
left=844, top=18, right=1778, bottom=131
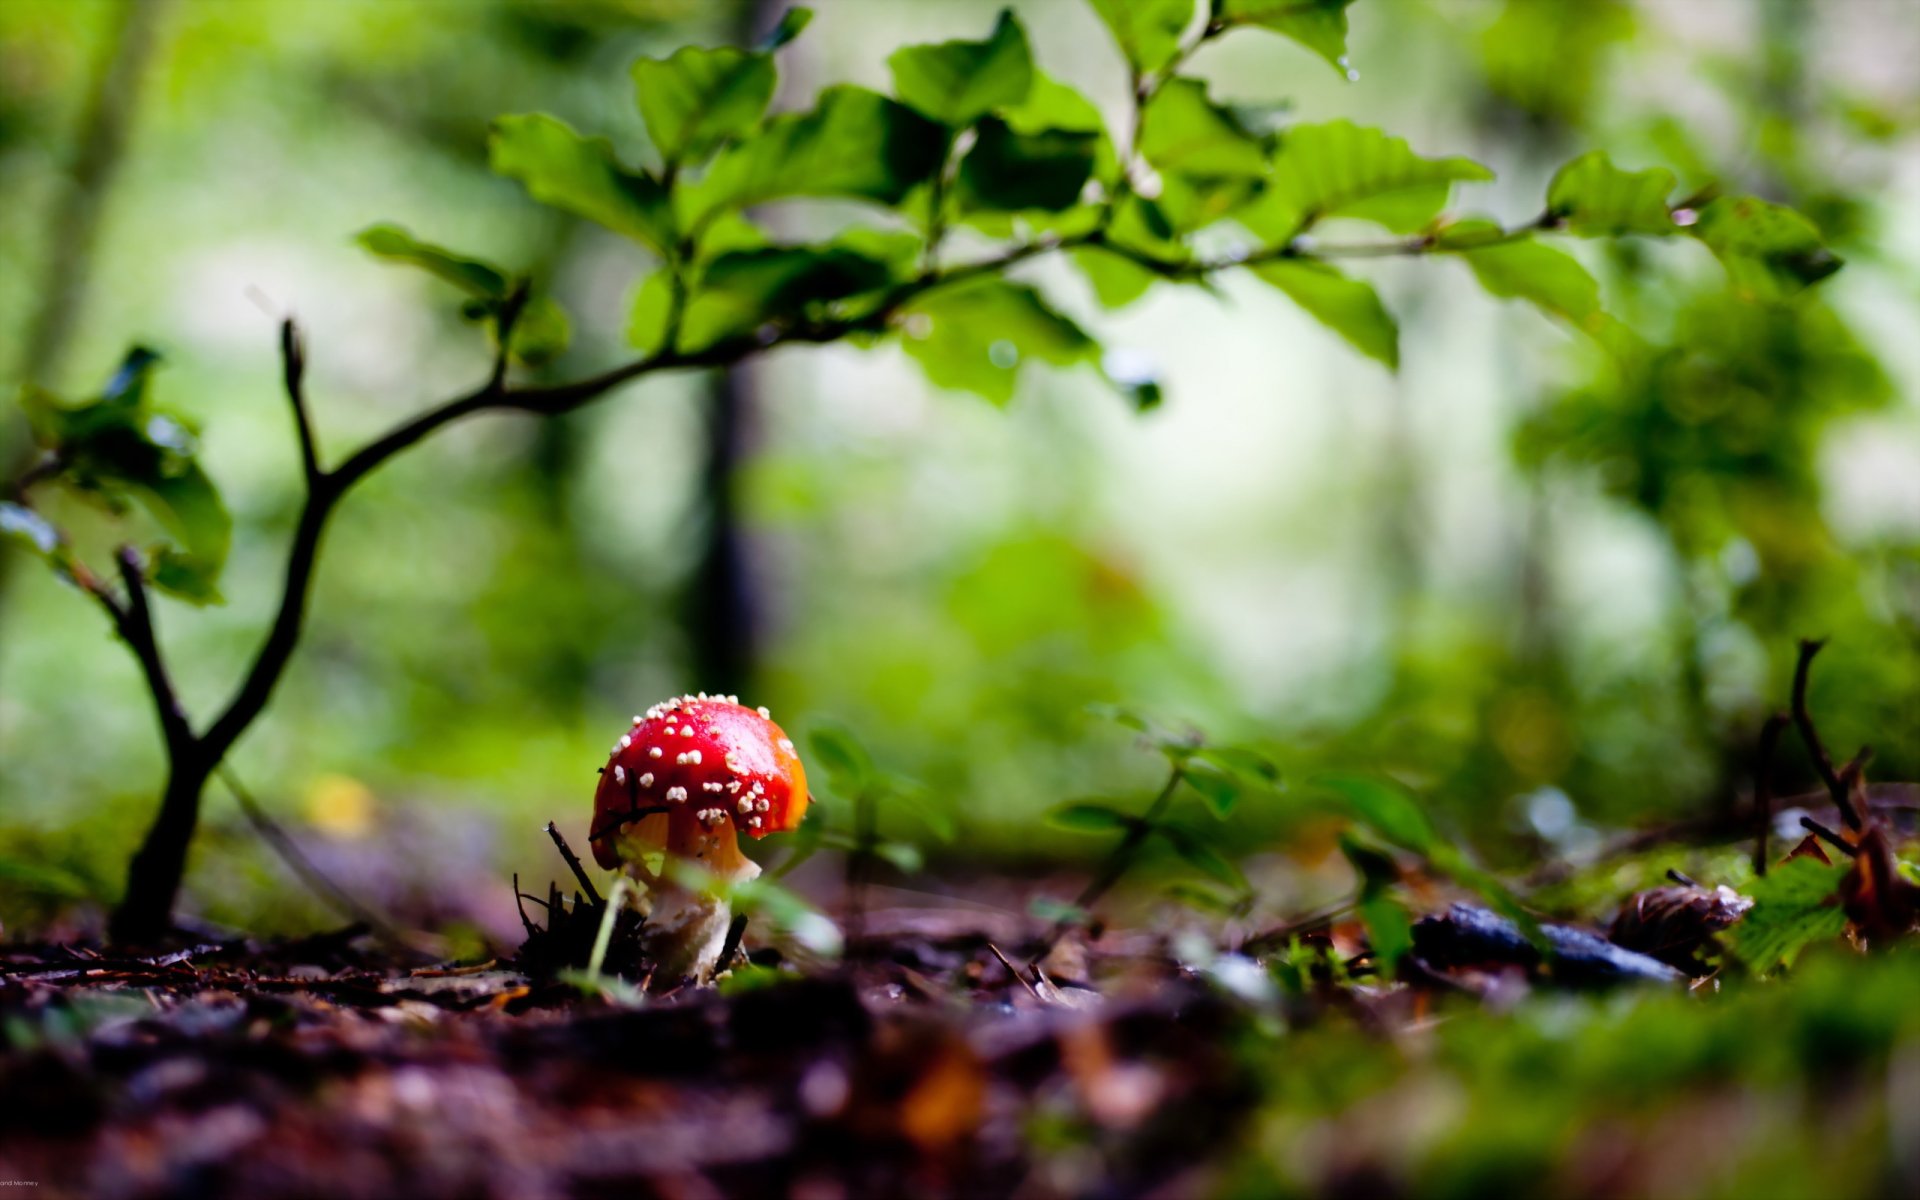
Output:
left=1045, top=761, right=1185, bottom=950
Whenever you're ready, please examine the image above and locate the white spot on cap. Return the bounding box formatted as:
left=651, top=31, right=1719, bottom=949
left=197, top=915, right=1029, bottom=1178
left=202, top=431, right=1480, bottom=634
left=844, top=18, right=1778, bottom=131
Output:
left=666, top=786, right=688, bottom=803
left=757, top=706, right=771, bottom=719
left=613, top=766, right=626, bottom=785
left=778, top=738, right=794, bottom=753
left=649, top=747, right=664, bottom=759
left=639, top=772, right=654, bottom=787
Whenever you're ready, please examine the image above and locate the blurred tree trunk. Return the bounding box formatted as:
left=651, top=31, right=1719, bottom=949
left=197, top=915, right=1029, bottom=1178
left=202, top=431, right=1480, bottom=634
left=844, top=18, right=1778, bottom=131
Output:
left=680, top=0, right=778, bottom=699
left=13, top=0, right=168, bottom=392
left=1, top=0, right=170, bottom=678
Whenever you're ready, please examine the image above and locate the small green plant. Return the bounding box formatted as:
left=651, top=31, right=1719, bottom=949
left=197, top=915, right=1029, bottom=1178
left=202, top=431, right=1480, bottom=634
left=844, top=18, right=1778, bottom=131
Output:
left=791, top=724, right=949, bottom=946
left=2, top=0, right=1841, bottom=941
left=1043, top=707, right=1278, bottom=939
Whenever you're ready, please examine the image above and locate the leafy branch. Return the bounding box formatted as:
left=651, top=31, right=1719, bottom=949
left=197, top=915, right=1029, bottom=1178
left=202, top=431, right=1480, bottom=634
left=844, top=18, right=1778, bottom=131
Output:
left=1, top=0, right=1845, bottom=940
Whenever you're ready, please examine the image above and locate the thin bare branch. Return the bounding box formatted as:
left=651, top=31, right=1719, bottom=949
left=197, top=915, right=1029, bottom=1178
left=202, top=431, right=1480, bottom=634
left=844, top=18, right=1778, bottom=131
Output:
left=219, top=765, right=413, bottom=948
left=1790, top=638, right=1860, bottom=829
left=279, top=318, right=320, bottom=483
left=1754, top=712, right=1789, bottom=876
left=1798, top=815, right=1859, bottom=858
left=544, top=821, right=603, bottom=908
left=112, top=546, right=192, bottom=753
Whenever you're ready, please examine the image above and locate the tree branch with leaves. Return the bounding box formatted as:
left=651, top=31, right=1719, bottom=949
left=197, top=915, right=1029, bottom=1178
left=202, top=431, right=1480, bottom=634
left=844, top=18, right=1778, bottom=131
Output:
left=0, top=0, right=1840, bottom=941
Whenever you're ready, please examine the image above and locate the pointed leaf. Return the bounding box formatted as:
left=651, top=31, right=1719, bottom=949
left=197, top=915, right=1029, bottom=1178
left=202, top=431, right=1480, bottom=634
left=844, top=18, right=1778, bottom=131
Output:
left=1689, top=195, right=1842, bottom=297
left=1251, top=259, right=1399, bottom=369
left=1545, top=151, right=1676, bottom=237
left=1244, top=120, right=1493, bottom=240
left=1725, top=856, right=1850, bottom=972
left=1442, top=222, right=1602, bottom=326
left=1181, top=761, right=1243, bottom=818
left=887, top=10, right=1033, bottom=127
left=1313, top=772, right=1434, bottom=853
left=808, top=724, right=875, bottom=791
left=899, top=278, right=1097, bottom=404
left=1087, top=0, right=1194, bottom=75
left=633, top=45, right=777, bottom=166
left=760, top=7, right=813, bottom=50
left=356, top=225, right=510, bottom=298
left=490, top=114, right=674, bottom=255
left=687, top=86, right=946, bottom=222
left=1219, top=0, right=1357, bottom=77
left=1046, top=802, right=1137, bottom=834
left=1157, top=826, right=1248, bottom=890
left=1071, top=246, right=1160, bottom=309
left=1138, top=77, right=1268, bottom=180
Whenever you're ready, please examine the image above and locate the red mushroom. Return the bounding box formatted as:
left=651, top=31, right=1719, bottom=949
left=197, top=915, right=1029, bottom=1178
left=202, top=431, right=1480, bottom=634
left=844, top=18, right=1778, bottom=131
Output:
left=589, top=693, right=808, bottom=980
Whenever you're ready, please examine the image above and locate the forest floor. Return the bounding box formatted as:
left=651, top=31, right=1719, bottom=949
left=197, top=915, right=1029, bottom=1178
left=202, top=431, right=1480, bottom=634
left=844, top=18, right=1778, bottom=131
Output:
left=2, top=803, right=1918, bottom=1200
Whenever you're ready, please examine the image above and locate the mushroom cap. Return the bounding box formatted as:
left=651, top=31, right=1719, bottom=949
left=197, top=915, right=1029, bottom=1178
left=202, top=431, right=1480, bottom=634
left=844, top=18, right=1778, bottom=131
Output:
left=589, top=694, right=809, bottom=872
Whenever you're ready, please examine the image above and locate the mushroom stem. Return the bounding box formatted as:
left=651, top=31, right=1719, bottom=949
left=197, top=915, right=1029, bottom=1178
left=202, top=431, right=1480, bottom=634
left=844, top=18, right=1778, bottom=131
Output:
left=634, top=856, right=759, bottom=983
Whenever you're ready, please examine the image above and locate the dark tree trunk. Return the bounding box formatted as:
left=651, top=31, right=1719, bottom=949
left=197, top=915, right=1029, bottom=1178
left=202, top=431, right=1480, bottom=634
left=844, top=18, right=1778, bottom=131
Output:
left=108, top=761, right=209, bottom=942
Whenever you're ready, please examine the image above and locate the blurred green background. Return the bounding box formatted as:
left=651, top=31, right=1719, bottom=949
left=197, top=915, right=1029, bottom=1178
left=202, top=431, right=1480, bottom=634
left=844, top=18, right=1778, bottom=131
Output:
left=3, top=0, right=1918, bottom=941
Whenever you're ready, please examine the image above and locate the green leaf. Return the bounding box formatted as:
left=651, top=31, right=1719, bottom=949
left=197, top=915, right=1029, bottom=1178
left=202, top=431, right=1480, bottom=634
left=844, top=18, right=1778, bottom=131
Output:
left=807, top=724, right=874, bottom=795
left=355, top=224, right=510, bottom=298
left=1250, top=259, right=1399, bottom=369
left=957, top=118, right=1098, bottom=213
left=1689, top=195, right=1842, bottom=297
left=680, top=245, right=895, bottom=351
left=1725, top=856, right=1849, bottom=972
left=22, top=350, right=232, bottom=604
left=1358, top=891, right=1413, bottom=976
left=1001, top=70, right=1109, bottom=137
left=490, top=114, right=674, bottom=255
left=1087, top=0, right=1194, bottom=75
left=1196, top=745, right=1281, bottom=786
left=1313, top=773, right=1434, bottom=854
left=1157, top=825, right=1248, bottom=891
left=1442, top=221, right=1601, bottom=326
left=1071, top=246, right=1160, bottom=309
left=759, top=7, right=813, bottom=50
left=632, top=45, right=777, bottom=167
left=507, top=294, right=571, bottom=365
left=1045, top=801, right=1137, bottom=834
left=1181, top=762, right=1242, bottom=818
left=1218, top=0, right=1357, bottom=77
left=1138, top=77, right=1269, bottom=181
left=886, top=9, right=1033, bottom=127
left=1244, top=120, right=1494, bottom=240
left=129, top=466, right=229, bottom=603
left=1545, top=151, right=1676, bottom=237
left=873, top=840, right=925, bottom=874
left=1164, top=880, right=1239, bottom=913
left=899, top=278, right=1097, bottom=405
left=627, top=272, right=674, bottom=354
left=687, top=85, right=946, bottom=223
